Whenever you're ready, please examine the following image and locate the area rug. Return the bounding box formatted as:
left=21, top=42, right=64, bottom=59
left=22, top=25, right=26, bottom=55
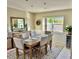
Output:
left=7, top=46, right=63, bottom=59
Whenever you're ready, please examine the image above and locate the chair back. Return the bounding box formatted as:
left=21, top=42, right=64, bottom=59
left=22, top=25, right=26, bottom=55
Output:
left=53, top=32, right=66, bottom=47
left=31, top=31, right=37, bottom=37
left=31, top=30, right=41, bottom=38
left=22, top=31, right=29, bottom=39
left=7, top=32, right=12, bottom=37
left=40, top=35, right=48, bottom=46
left=48, top=33, right=52, bottom=41
left=13, top=37, right=24, bottom=49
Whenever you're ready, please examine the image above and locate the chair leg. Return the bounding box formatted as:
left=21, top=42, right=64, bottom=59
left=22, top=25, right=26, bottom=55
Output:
left=37, top=48, right=42, bottom=59
left=39, top=48, right=41, bottom=59
left=23, top=49, right=26, bottom=59
left=16, top=48, right=19, bottom=59
left=50, top=40, right=52, bottom=50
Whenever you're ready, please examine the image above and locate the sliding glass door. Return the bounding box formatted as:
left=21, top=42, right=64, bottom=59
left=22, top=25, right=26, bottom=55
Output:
left=42, top=16, right=64, bottom=32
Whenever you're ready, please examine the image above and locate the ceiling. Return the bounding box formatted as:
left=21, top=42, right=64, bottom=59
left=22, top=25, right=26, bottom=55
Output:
left=7, top=0, right=72, bottom=13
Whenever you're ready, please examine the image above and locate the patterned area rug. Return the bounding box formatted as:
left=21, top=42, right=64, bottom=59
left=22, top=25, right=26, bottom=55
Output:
left=56, top=47, right=71, bottom=59
left=7, top=46, right=64, bottom=59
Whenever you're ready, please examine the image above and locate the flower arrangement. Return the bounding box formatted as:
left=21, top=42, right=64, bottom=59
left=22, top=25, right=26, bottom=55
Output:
left=14, top=23, right=17, bottom=28
left=65, top=25, right=72, bottom=35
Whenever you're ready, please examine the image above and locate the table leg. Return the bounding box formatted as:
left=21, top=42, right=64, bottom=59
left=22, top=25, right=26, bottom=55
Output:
left=45, top=44, right=47, bottom=54
left=30, top=47, right=32, bottom=59
left=11, top=38, right=14, bottom=48
left=23, top=47, right=25, bottom=59
left=16, top=48, right=19, bottom=59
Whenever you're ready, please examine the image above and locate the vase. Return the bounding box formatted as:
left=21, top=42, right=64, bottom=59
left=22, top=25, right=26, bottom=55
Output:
left=68, top=32, right=72, bottom=35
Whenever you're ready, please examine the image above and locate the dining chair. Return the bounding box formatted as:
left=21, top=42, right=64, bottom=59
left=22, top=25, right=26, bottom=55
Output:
left=13, top=37, right=28, bottom=59
left=21, top=31, right=30, bottom=40
left=7, top=32, right=13, bottom=49
left=7, top=32, right=12, bottom=37
left=33, top=35, right=48, bottom=59
left=7, top=37, right=12, bottom=50
left=53, top=32, right=66, bottom=47
left=13, top=32, right=22, bottom=38
left=48, top=33, right=52, bottom=50
left=31, top=30, right=41, bottom=38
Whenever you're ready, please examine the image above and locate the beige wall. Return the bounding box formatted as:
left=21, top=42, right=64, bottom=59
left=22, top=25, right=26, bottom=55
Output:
left=35, top=9, right=72, bottom=31
left=7, top=7, right=72, bottom=32
left=7, top=7, right=35, bottom=32
left=26, top=12, right=35, bottom=30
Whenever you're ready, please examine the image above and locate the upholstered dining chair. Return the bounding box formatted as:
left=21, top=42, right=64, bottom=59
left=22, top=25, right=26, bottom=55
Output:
left=53, top=32, right=66, bottom=47
left=21, top=31, right=30, bottom=40
left=47, top=33, right=52, bottom=50
left=7, top=32, right=12, bottom=37
left=7, top=32, right=13, bottom=49
left=31, top=30, right=41, bottom=38
left=13, top=37, right=41, bottom=59
left=33, top=35, right=48, bottom=59
left=13, top=37, right=28, bottom=59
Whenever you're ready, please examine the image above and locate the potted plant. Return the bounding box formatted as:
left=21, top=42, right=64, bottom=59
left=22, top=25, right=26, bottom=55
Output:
left=25, top=24, right=27, bottom=30
left=65, top=25, right=72, bottom=35
left=14, top=23, right=17, bottom=28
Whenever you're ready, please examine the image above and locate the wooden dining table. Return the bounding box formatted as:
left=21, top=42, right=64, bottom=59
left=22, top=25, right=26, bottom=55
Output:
left=24, top=39, right=48, bottom=59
